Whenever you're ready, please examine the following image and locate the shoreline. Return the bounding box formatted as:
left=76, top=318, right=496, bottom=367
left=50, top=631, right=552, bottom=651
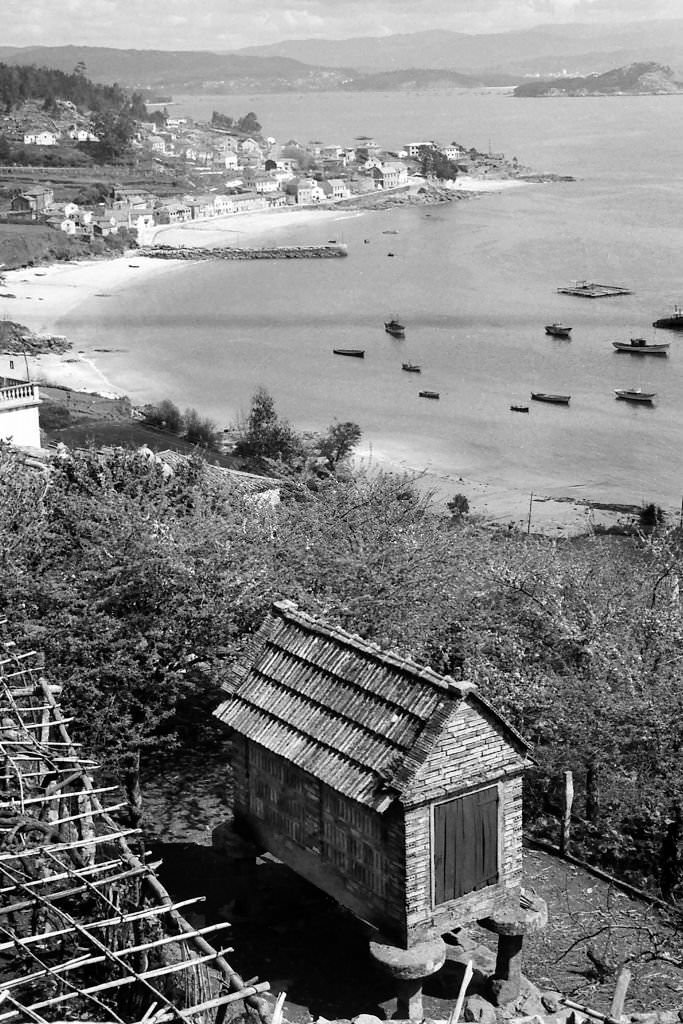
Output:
left=0, top=184, right=637, bottom=536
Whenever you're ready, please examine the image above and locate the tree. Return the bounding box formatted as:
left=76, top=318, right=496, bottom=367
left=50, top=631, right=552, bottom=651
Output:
left=211, top=110, right=234, bottom=130
left=237, top=111, right=261, bottom=135
left=90, top=108, right=135, bottom=162
left=233, top=387, right=304, bottom=465
left=183, top=407, right=221, bottom=449
left=281, top=144, right=317, bottom=172
left=316, top=421, right=362, bottom=466
left=142, top=398, right=183, bottom=433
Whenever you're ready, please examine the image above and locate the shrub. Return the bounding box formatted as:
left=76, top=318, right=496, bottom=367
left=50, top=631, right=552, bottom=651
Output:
left=447, top=493, right=470, bottom=518
left=183, top=407, right=221, bottom=449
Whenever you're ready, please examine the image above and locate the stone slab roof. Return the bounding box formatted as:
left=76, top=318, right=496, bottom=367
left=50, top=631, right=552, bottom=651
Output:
left=215, top=601, right=528, bottom=811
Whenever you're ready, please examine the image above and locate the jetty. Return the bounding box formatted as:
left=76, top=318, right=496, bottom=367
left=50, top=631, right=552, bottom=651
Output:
left=137, top=243, right=348, bottom=260
left=557, top=280, right=631, bottom=298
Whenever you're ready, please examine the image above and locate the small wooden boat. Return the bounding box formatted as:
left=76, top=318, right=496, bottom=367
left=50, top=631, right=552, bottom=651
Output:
left=614, top=388, right=656, bottom=403
left=387, top=252, right=395, bottom=257
left=653, top=305, right=683, bottom=330
left=510, top=405, right=529, bottom=413
left=419, top=390, right=440, bottom=399
left=612, top=338, right=669, bottom=355
left=545, top=322, right=572, bottom=337
left=402, top=362, right=421, bottom=373
left=385, top=318, right=405, bottom=337
left=382, top=229, right=399, bottom=235
left=531, top=392, right=571, bottom=405
left=333, top=348, right=365, bottom=358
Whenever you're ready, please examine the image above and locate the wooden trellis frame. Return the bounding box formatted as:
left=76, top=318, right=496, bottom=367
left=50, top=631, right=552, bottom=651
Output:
left=0, top=623, right=270, bottom=1024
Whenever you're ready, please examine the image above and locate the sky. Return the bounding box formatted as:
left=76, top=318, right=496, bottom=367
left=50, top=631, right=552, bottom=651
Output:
left=3, top=0, right=683, bottom=51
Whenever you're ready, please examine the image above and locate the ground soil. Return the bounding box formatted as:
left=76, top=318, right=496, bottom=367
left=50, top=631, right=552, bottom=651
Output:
left=140, top=753, right=683, bottom=1022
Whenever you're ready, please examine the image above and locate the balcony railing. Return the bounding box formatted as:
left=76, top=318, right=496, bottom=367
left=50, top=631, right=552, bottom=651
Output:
left=0, top=382, right=39, bottom=404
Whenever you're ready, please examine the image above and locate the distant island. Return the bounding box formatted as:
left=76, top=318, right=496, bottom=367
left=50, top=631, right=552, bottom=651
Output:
left=514, top=61, right=683, bottom=97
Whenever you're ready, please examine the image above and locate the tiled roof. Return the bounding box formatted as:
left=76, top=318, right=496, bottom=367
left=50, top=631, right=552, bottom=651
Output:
left=215, top=601, right=527, bottom=810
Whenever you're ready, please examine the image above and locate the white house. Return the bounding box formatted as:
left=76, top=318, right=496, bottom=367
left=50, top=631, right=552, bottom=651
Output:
left=327, top=178, right=351, bottom=200
left=404, top=141, right=434, bottom=158
left=23, top=131, right=58, bottom=146
left=0, top=361, right=41, bottom=449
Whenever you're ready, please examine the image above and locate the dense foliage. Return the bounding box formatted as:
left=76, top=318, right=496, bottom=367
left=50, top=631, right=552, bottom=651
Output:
left=0, top=445, right=681, bottom=897
left=418, top=145, right=460, bottom=180
left=0, top=61, right=147, bottom=117
left=210, top=110, right=262, bottom=135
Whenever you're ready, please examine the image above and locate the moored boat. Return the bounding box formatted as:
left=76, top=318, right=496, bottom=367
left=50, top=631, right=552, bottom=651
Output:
left=333, top=348, right=365, bottom=358
left=612, top=338, right=669, bottom=355
left=510, top=404, right=529, bottom=413
left=614, top=388, right=656, bottom=403
left=385, top=318, right=405, bottom=337
left=530, top=393, right=571, bottom=405
left=419, top=390, right=440, bottom=399
left=545, top=322, right=572, bottom=337
left=652, top=306, right=683, bottom=330
left=402, top=362, right=421, bottom=373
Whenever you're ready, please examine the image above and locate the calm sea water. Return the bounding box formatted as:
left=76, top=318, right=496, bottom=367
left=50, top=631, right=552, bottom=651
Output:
left=60, top=91, right=683, bottom=508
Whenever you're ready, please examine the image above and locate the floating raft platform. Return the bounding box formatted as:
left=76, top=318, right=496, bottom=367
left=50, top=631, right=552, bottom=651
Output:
left=557, top=280, right=632, bottom=298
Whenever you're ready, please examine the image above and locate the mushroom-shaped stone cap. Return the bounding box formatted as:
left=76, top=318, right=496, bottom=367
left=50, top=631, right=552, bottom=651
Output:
left=369, top=936, right=447, bottom=980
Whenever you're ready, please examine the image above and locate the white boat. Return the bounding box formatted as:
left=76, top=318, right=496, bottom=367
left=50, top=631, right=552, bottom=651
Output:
left=612, top=338, right=669, bottom=355
left=614, top=388, right=656, bottom=403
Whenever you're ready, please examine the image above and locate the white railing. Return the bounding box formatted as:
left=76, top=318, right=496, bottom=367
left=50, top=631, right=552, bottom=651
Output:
left=0, top=383, right=38, bottom=404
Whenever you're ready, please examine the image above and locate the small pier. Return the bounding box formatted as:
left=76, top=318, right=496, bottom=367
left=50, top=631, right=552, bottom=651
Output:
left=137, top=243, right=348, bottom=261
left=557, top=280, right=631, bottom=298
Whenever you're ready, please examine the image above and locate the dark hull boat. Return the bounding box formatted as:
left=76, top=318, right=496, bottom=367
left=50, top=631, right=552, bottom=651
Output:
left=614, top=388, right=656, bottom=403
left=402, top=362, right=421, bottom=373
left=510, top=405, right=529, bottom=413
left=385, top=318, right=405, bottom=337
left=419, top=390, right=440, bottom=399
left=545, top=322, right=572, bottom=337
left=531, top=392, right=571, bottom=405
left=653, top=306, right=683, bottom=330
left=333, top=348, right=365, bottom=358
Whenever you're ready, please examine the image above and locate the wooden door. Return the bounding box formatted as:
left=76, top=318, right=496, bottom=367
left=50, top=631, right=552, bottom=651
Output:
left=433, top=786, right=499, bottom=904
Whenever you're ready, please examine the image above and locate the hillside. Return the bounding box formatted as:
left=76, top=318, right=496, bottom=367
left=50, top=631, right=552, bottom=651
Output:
left=514, top=61, right=683, bottom=97
left=0, top=44, right=350, bottom=93
left=339, top=67, right=518, bottom=90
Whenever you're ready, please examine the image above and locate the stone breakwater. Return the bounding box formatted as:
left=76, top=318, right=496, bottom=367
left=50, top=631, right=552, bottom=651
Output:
left=137, top=244, right=348, bottom=260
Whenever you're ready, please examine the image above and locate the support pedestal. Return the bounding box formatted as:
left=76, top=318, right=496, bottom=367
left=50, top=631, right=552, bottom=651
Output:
left=369, top=936, right=446, bottom=1020
left=479, top=892, right=548, bottom=1007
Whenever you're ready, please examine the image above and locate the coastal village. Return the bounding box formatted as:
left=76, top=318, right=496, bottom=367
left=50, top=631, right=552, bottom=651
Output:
left=0, top=98, right=520, bottom=244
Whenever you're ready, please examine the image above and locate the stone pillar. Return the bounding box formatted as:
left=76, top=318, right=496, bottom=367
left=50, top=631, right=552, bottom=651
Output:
left=478, top=891, right=548, bottom=1007
left=490, top=933, right=524, bottom=1006
left=369, top=936, right=447, bottom=1020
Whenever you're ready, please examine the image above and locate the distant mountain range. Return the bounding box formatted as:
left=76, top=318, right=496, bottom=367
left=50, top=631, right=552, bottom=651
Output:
left=1, top=21, right=683, bottom=94
left=514, top=61, right=683, bottom=97
left=236, top=20, right=683, bottom=76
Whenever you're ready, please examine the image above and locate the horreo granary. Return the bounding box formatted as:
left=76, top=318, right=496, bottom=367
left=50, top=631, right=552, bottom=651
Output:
left=214, top=601, right=545, bottom=1010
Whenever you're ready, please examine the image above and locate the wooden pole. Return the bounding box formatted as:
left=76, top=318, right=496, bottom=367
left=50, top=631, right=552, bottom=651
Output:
left=609, top=967, right=631, bottom=1021
left=527, top=492, right=533, bottom=535
left=449, top=960, right=473, bottom=1024
left=560, top=770, right=574, bottom=855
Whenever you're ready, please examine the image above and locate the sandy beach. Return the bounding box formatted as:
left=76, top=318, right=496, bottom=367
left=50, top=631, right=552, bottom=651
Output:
left=0, top=190, right=634, bottom=536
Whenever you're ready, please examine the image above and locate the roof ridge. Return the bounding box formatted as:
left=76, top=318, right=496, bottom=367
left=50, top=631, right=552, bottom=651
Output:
left=272, top=600, right=475, bottom=698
